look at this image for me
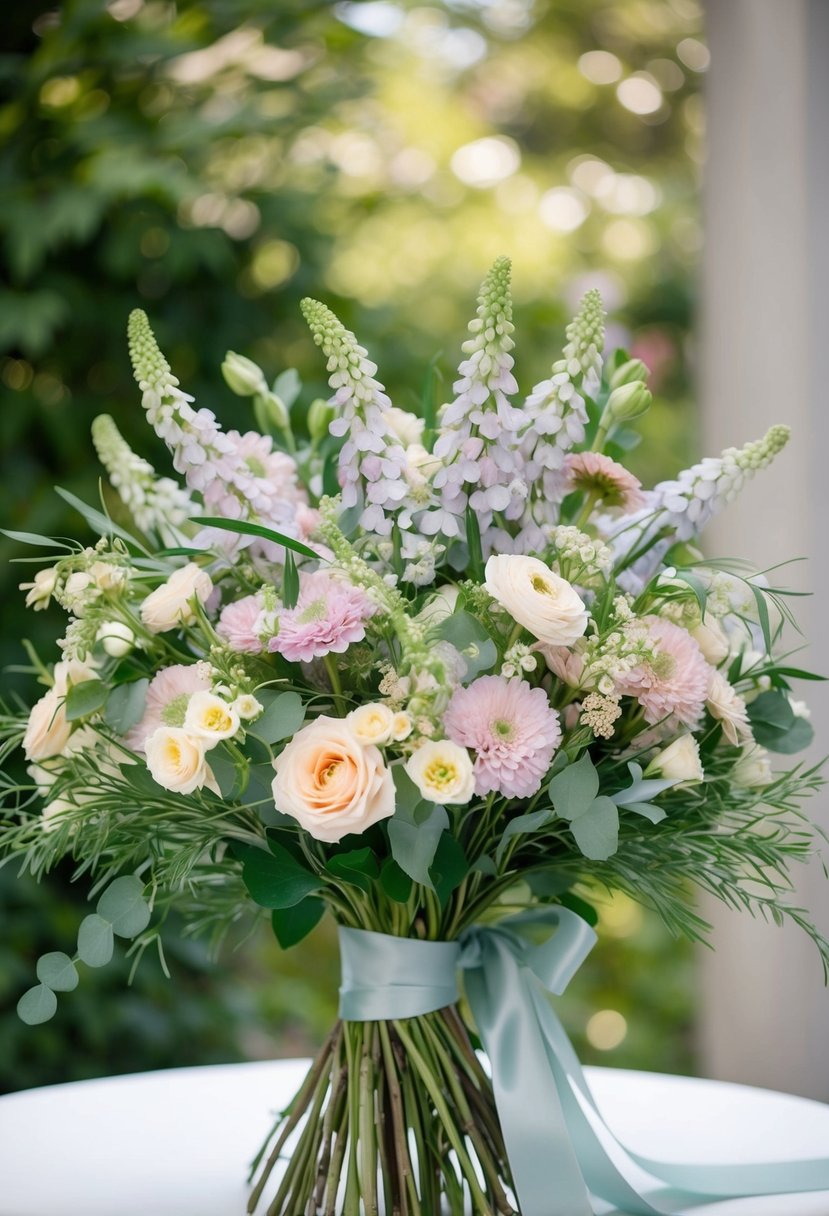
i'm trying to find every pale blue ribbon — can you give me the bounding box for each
[338,911,829,1216]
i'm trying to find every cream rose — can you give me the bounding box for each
[690,616,729,666]
[733,743,774,788]
[140,564,213,634]
[183,692,240,746]
[272,716,395,843]
[23,689,72,762]
[145,727,218,795]
[385,406,425,447]
[406,739,475,805]
[484,554,588,647]
[706,670,751,746]
[348,703,395,746]
[645,734,703,783]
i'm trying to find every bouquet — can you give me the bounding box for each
[3,257,828,1216]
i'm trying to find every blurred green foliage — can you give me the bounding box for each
[0,0,701,1091]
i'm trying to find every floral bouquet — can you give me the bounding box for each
[3,258,829,1216]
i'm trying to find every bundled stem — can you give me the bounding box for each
[248,1007,516,1216]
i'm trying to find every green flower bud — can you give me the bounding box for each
[221,352,268,398]
[609,358,649,390]
[606,380,652,422]
[308,397,335,442]
[254,390,289,431]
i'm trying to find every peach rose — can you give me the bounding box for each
[140,563,213,634]
[272,715,395,843]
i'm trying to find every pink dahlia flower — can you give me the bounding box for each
[217,593,264,654]
[444,675,561,799]
[269,570,376,665]
[124,663,211,753]
[564,451,646,512]
[616,616,709,728]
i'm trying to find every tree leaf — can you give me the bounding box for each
[379,857,413,903]
[747,691,795,731]
[251,691,305,746]
[105,679,149,734]
[327,847,379,893]
[569,796,619,860]
[17,984,58,1025]
[496,808,553,863]
[234,841,323,909]
[36,951,79,992]
[193,517,320,560]
[65,679,108,722]
[96,876,151,938]
[271,897,325,949]
[549,752,599,821]
[77,914,115,968]
[388,800,449,890]
[430,833,468,907]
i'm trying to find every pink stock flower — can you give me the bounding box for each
[124,663,211,753]
[564,451,646,512]
[616,616,709,728]
[444,675,561,799]
[268,570,376,665]
[217,593,264,654]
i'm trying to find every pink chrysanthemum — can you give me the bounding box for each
[564,451,646,512]
[616,616,709,728]
[124,663,210,752]
[269,570,376,664]
[217,593,264,654]
[444,675,561,799]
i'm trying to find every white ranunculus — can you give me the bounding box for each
[140,564,213,634]
[391,711,413,742]
[406,739,475,805]
[272,716,395,843]
[385,406,424,447]
[348,703,395,747]
[484,554,588,647]
[145,727,219,795]
[733,743,774,788]
[96,621,135,658]
[183,692,240,747]
[691,616,729,665]
[646,734,703,783]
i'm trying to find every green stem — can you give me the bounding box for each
[324,653,347,716]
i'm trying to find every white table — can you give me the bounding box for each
[1,1061,828,1216]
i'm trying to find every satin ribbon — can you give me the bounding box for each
[338,912,829,1216]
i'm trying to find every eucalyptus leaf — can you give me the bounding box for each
[623,801,667,824]
[388,800,449,889]
[105,679,149,734]
[17,984,58,1025]
[252,691,305,746]
[611,761,677,807]
[208,748,242,800]
[271,897,325,949]
[757,716,814,755]
[430,833,468,908]
[234,841,324,909]
[77,914,115,967]
[96,876,151,938]
[36,951,79,992]
[747,691,795,731]
[549,752,599,821]
[435,611,497,682]
[569,796,619,860]
[65,679,108,722]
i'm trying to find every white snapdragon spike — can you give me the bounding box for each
[425,257,524,542]
[91,414,196,543]
[300,299,420,537]
[518,290,606,541]
[127,311,304,545]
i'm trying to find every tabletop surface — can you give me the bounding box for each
[1,1059,828,1216]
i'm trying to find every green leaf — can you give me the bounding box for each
[17,984,58,1025]
[747,691,795,731]
[436,611,497,682]
[1,528,69,549]
[525,870,575,899]
[194,517,320,560]
[549,752,599,821]
[36,952,79,992]
[388,799,449,890]
[569,796,619,860]
[464,505,483,581]
[767,667,826,682]
[273,368,302,408]
[252,691,305,746]
[623,801,667,824]
[470,854,497,877]
[283,550,300,609]
[560,892,599,927]
[96,876,151,938]
[751,583,773,654]
[611,762,677,807]
[327,847,379,893]
[206,748,240,800]
[55,487,145,550]
[105,679,149,734]
[271,897,325,949]
[64,679,108,722]
[670,570,707,617]
[758,716,814,755]
[234,841,324,909]
[496,808,553,864]
[380,857,413,903]
[77,914,115,968]
[430,833,468,907]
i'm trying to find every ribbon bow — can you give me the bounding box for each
[338,911,829,1216]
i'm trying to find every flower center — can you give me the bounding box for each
[424,760,458,791]
[651,651,676,680]
[161,694,189,727]
[203,706,232,732]
[492,718,514,741]
[298,597,328,625]
[320,760,342,786]
[531,574,555,596]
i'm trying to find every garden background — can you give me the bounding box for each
[0,0,708,1093]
